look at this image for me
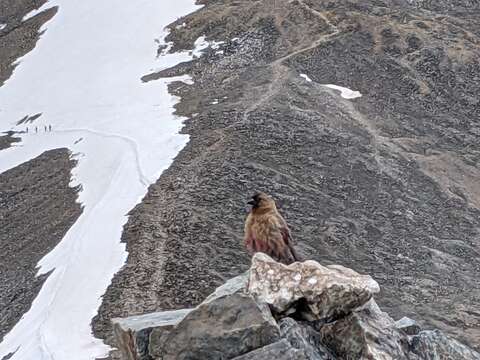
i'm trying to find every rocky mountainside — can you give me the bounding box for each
[112,253,480,360]
[93,0,480,354]
[0,149,81,341]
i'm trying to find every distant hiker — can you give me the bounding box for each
[49,124,52,132]
[44,125,47,132]
[26,127,29,133]
[35,126,38,133]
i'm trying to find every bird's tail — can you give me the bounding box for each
[286,232,302,263]
[289,243,302,262]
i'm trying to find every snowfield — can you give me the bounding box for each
[0,1,201,359]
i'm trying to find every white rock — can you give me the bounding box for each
[247,253,380,320]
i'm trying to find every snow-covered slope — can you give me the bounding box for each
[0,1,200,359]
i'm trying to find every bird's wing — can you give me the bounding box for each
[278,216,301,263]
[244,213,255,254]
[265,222,294,264]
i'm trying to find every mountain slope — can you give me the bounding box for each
[93,0,480,354]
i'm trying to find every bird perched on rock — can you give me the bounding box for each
[244,192,300,265]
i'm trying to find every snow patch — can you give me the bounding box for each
[300,73,312,82]
[211,40,224,50]
[299,74,362,99]
[152,32,218,74]
[0,1,202,360]
[323,84,362,99]
[0,24,6,30]
[191,36,224,57]
[22,3,51,21]
[192,36,209,57]
[182,77,194,85]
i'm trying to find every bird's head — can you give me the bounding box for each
[247,192,276,212]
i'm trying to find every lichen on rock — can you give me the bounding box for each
[247,253,380,321]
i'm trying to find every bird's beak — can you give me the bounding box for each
[247,199,255,206]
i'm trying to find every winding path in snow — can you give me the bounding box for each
[57,128,152,186]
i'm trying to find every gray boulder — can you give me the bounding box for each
[395,316,421,335]
[279,318,335,360]
[149,293,280,359]
[319,299,412,359]
[203,271,249,303]
[231,339,314,360]
[247,253,379,320]
[111,273,248,360]
[410,330,480,360]
[230,316,336,360]
[111,308,192,360]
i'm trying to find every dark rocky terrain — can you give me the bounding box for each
[93,0,480,355]
[0,149,82,341]
[0,0,57,86]
[0,132,19,151]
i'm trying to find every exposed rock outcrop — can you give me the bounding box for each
[112,253,480,360]
[112,309,192,360]
[0,131,19,151]
[0,149,82,342]
[395,316,421,336]
[319,298,411,359]
[248,253,379,321]
[410,330,480,360]
[149,293,280,360]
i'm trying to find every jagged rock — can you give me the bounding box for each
[111,273,248,360]
[395,316,421,335]
[231,339,315,360]
[247,253,379,320]
[112,257,480,360]
[111,308,192,360]
[203,271,248,303]
[410,330,480,360]
[232,318,335,360]
[279,318,335,359]
[319,299,412,359]
[149,293,280,360]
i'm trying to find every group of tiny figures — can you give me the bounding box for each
[25,125,52,133]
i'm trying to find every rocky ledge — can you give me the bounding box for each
[112,253,480,360]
